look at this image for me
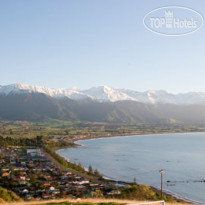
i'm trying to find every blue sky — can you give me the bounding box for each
[0,0,205,93]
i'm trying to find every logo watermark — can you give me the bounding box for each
[143,6,204,36]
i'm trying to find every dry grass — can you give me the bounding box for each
[0,198,192,205]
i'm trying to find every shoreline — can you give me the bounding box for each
[71,131,205,146]
[54,132,205,205]
[57,131,205,153]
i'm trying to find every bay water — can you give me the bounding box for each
[57,133,205,203]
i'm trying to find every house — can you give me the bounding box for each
[49,186,55,191]
[2,172,10,177]
[42,193,52,199]
[43,183,51,187]
[22,189,29,194]
[72,180,89,185]
[27,149,41,157]
[45,176,56,181]
[107,190,121,195]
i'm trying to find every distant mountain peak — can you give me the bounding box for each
[82,85,136,102]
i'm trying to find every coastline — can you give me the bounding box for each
[54,132,205,205]
[58,131,205,153]
[72,131,205,145]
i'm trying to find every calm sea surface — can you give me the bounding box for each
[57,133,205,203]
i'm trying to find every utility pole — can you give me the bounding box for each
[159,169,165,199]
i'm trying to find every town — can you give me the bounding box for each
[0,147,121,201]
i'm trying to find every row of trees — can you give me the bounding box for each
[43,145,102,178]
[88,165,102,178]
[43,145,87,173]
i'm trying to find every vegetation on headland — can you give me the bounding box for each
[119,184,176,202]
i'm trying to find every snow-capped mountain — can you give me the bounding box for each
[120,89,205,105]
[120,89,178,104]
[82,86,136,102]
[1,83,205,105]
[0,84,92,101]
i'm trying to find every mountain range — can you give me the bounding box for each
[1,84,205,105]
[1,83,205,124]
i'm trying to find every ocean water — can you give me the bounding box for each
[57,133,205,203]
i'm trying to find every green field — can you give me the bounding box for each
[1,119,205,140]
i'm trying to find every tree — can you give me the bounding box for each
[36,136,43,147]
[94,169,102,178]
[88,165,93,174]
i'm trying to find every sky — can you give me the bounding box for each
[0,0,205,93]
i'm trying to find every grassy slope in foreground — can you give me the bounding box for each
[0,186,22,203]
[3,199,191,205]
